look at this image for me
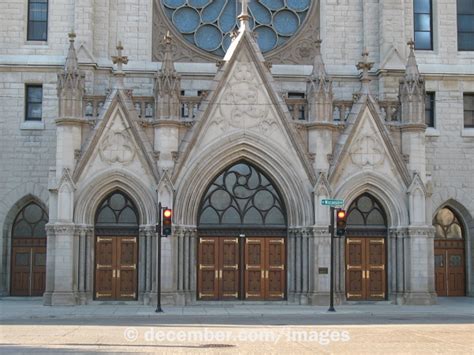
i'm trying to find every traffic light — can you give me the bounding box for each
[162,208,172,237]
[336,209,347,237]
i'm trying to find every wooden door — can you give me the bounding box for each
[219,237,240,299]
[11,247,46,296]
[95,236,138,300]
[197,237,219,299]
[244,237,265,300]
[434,244,465,297]
[265,238,285,300]
[346,237,386,300]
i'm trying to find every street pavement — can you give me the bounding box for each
[0,297,473,354]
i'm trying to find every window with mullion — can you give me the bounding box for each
[25,85,43,121]
[414,0,433,50]
[464,94,474,128]
[425,92,435,127]
[27,0,48,41]
[457,0,474,51]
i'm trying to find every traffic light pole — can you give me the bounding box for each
[155,202,163,313]
[328,206,336,312]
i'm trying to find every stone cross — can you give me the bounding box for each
[112,41,128,72]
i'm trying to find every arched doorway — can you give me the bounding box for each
[94,190,139,300]
[10,202,48,296]
[433,207,466,296]
[197,162,287,301]
[345,193,387,301]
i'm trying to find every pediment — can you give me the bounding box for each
[73,90,159,186]
[329,97,410,189]
[173,31,315,185]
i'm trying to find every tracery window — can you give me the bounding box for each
[162,0,311,56]
[347,194,386,228]
[13,202,48,238]
[433,207,464,239]
[95,191,139,235]
[199,162,285,226]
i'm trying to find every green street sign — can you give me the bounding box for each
[320,199,344,206]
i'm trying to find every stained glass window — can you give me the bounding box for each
[13,202,48,238]
[433,207,464,239]
[162,0,311,56]
[96,191,139,227]
[347,194,386,227]
[199,162,286,226]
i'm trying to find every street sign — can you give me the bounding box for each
[320,199,344,206]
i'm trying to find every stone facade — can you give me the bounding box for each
[0,1,472,305]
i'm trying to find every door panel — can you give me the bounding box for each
[198,238,219,299]
[265,238,285,300]
[95,237,115,299]
[447,249,465,296]
[346,237,387,301]
[31,248,46,296]
[11,248,31,296]
[346,238,365,300]
[434,250,447,296]
[366,238,386,300]
[245,238,265,300]
[116,237,138,300]
[220,237,239,299]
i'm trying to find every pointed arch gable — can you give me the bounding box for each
[74,169,157,226]
[333,171,409,227]
[173,133,313,227]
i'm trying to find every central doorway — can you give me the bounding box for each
[197,162,287,301]
[94,191,139,301]
[345,193,388,301]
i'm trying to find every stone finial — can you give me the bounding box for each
[405,39,421,82]
[237,0,251,30]
[161,31,176,75]
[306,38,333,122]
[57,31,85,118]
[310,38,327,81]
[112,41,128,73]
[356,49,374,93]
[64,31,78,73]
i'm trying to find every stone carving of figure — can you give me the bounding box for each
[145,103,153,118]
[135,102,142,117]
[85,101,93,117]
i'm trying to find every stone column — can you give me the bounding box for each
[288,227,313,304]
[173,226,197,305]
[50,223,76,305]
[310,226,331,305]
[75,225,93,304]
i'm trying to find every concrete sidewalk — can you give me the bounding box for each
[1,297,473,321]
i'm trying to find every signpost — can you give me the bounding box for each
[156,202,163,313]
[320,198,345,312]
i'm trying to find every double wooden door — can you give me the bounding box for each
[95,236,138,300]
[345,237,386,300]
[11,246,46,296]
[434,240,465,296]
[197,236,286,300]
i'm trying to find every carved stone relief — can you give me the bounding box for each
[99,129,136,165]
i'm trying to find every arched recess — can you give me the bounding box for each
[0,194,48,296]
[432,201,472,297]
[173,133,313,228]
[74,169,157,226]
[196,161,288,301]
[93,190,139,301]
[10,200,49,296]
[333,171,408,228]
[344,193,388,301]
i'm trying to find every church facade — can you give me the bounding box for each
[0,1,473,306]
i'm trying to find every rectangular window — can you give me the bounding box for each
[287,92,306,120]
[425,92,435,127]
[27,0,48,41]
[458,0,474,51]
[464,94,474,128]
[414,0,433,50]
[25,85,43,121]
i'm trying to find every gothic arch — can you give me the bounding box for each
[74,169,157,226]
[332,171,408,228]
[0,194,48,295]
[432,199,473,296]
[173,133,313,227]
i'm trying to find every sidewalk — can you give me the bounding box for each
[1,296,473,321]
